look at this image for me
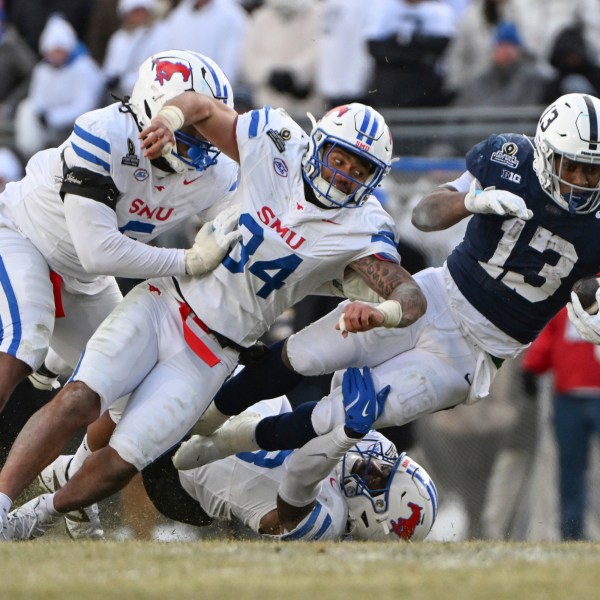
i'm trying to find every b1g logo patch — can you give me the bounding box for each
[134,168,149,181]
[491,142,519,168]
[273,158,288,177]
[501,169,521,183]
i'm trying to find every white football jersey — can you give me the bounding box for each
[177,107,400,346]
[180,449,348,540]
[178,429,395,541]
[0,102,238,284]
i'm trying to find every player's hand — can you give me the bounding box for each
[336,302,385,337]
[342,367,390,436]
[464,179,533,220]
[211,203,242,251]
[567,291,600,344]
[139,106,184,159]
[184,205,241,275]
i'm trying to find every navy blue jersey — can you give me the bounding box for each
[447,133,600,344]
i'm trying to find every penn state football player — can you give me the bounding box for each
[174,93,600,468]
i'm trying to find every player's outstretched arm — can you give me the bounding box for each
[335,256,426,336]
[276,367,390,534]
[411,183,473,231]
[139,92,240,163]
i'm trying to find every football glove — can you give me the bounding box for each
[464,178,533,220]
[567,291,600,344]
[185,204,242,276]
[342,367,390,436]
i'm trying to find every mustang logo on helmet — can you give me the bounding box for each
[390,502,423,540]
[153,59,192,86]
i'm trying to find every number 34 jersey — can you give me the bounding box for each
[447,133,600,344]
[177,107,400,347]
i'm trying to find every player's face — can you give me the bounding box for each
[352,456,393,493]
[320,145,375,195]
[554,155,600,194]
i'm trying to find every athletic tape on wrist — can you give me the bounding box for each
[376,300,403,327]
[156,105,185,131]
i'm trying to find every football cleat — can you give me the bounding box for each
[173,412,261,470]
[38,455,104,540]
[7,495,59,541]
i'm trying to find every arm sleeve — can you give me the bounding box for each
[64,193,186,278]
[278,425,357,508]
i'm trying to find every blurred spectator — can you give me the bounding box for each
[103,0,163,101]
[315,0,373,110]
[366,0,456,108]
[444,0,511,93]
[445,0,600,95]
[450,21,550,107]
[152,0,248,86]
[522,307,600,540]
[239,0,322,118]
[85,0,125,66]
[0,147,22,192]
[5,0,93,55]
[509,0,600,68]
[0,3,37,120]
[542,24,600,104]
[14,14,105,158]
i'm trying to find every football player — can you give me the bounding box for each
[0,93,427,540]
[8,368,438,542]
[175,93,600,467]
[0,49,242,537]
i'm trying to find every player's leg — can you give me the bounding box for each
[0,281,164,518]
[199,298,425,435]
[553,392,587,540]
[0,229,56,413]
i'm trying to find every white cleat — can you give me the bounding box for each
[38,455,104,540]
[7,495,59,541]
[173,412,262,470]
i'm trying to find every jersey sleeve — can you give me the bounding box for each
[235,107,308,172]
[60,111,120,207]
[275,501,337,541]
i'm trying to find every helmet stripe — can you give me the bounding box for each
[584,94,599,150]
[357,106,373,143]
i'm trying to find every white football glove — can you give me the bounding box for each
[184,204,242,276]
[567,290,600,344]
[464,179,533,220]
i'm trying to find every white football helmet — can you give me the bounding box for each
[533,93,600,214]
[341,444,438,542]
[129,50,233,173]
[302,103,393,208]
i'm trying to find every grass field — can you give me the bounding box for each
[1,540,599,600]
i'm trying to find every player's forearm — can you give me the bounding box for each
[411,186,470,231]
[278,425,356,509]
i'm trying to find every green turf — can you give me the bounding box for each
[1,540,598,600]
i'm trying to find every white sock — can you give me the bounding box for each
[66,434,92,480]
[42,493,61,517]
[0,492,12,513]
